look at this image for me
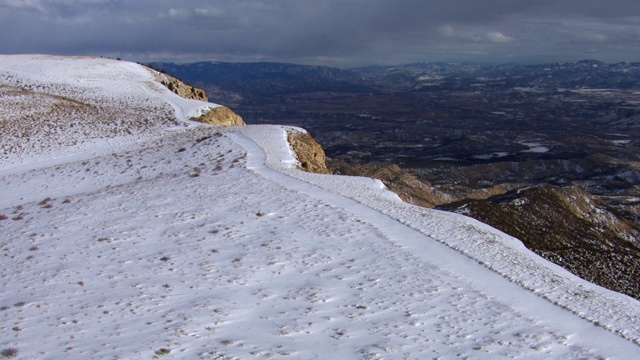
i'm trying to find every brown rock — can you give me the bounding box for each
[329,161,448,208]
[146,67,244,126]
[286,130,331,174]
[148,68,208,101]
[190,106,245,126]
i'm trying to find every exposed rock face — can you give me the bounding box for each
[147,67,245,126]
[190,106,245,126]
[330,160,528,208]
[329,161,449,207]
[148,68,208,101]
[287,130,331,174]
[442,185,640,300]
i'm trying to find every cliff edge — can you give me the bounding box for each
[148,68,208,101]
[148,67,245,126]
[286,130,331,174]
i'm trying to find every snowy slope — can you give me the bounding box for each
[1,55,639,359]
[0,54,219,168]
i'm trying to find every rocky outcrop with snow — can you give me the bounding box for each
[149,68,209,102]
[149,67,245,126]
[190,105,245,126]
[286,129,331,174]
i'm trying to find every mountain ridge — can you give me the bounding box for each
[153,58,640,300]
[1,55,639,358]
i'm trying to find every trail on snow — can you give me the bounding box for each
[232,126,640,350]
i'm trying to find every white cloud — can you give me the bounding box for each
[439,26,513,44]
[582,33,608,42]
[485,31,513,43]
[194,7,223,18]
[168,8,190,20]
[0,0,47,12]
[0,0,106,12]
[439,24,456,37]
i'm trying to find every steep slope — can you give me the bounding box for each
[443,186,640,299]
[0,55,639,359]
[148,68,245,126]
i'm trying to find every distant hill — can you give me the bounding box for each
[150,61,371,97]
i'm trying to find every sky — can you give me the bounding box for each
[1,0,639,67]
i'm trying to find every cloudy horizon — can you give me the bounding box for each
[1,0,638,67]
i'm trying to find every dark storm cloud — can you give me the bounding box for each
[1,0,638,66]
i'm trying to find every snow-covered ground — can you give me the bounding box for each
[1,55,639,359]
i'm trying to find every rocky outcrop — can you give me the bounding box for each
[146,66,245,126]
[329,161,449,208]
[287,130,331,174]
[190,106,245,126]
[442,185,640,300]
[148,68,208,101]
[330,160,526,208]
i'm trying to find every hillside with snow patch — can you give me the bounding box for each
[0,55,639,359]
